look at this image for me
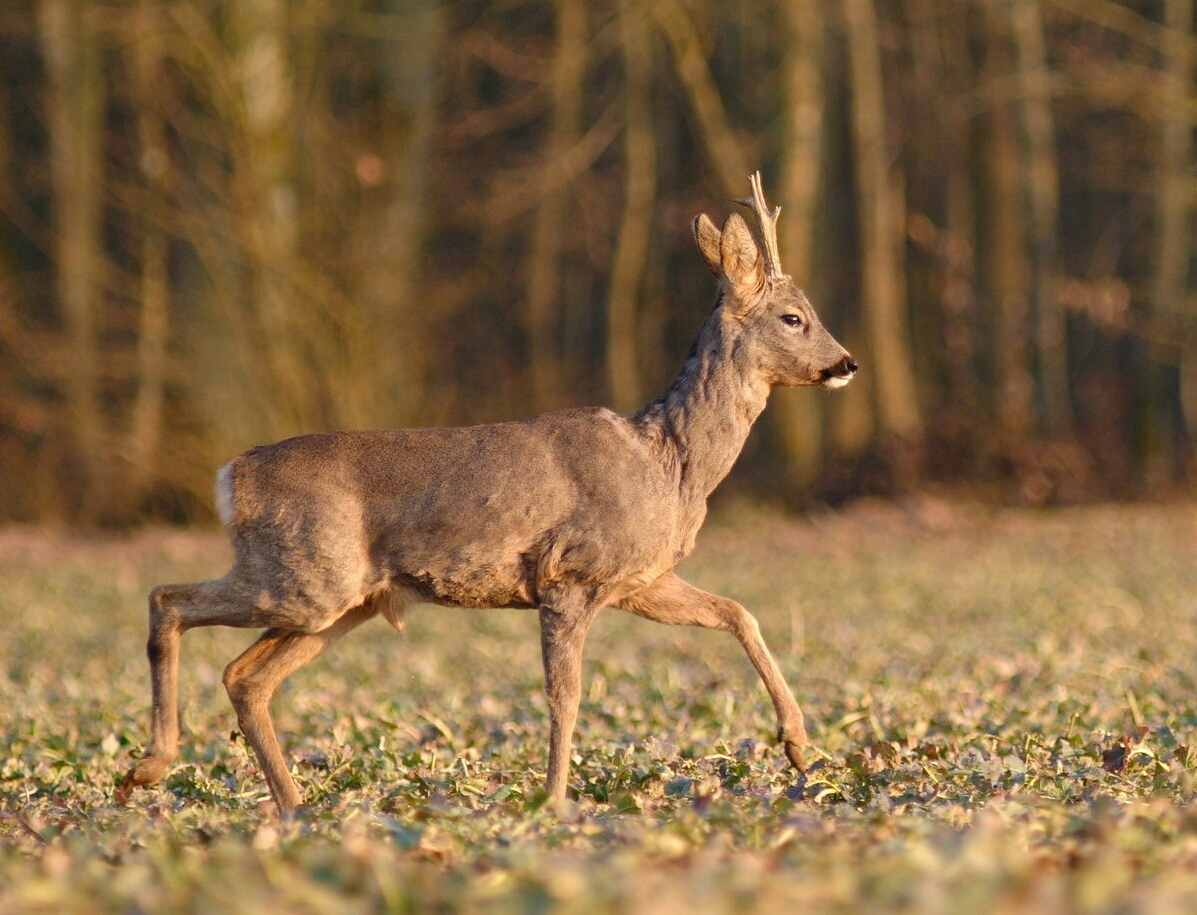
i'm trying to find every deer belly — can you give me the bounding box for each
[393,556,538,610]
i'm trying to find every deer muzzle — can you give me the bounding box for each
[820,356,858,389]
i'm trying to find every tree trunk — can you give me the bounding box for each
[606,0,656,412]
[128,0,170,507]
[526,0,586,412]
[230,0,313,440]
[843,0,921,442]
[773,0,826,487]
[907,0,979,425]
[1155,0,1193,481]
[1010,0,1071,437]
[38,0,108,523]
[357,0,443,429]
[985,6,1034,446]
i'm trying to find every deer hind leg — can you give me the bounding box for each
[221,602,377,814]
[620,571,808,771]
[538,591,602,804]
[122,578,269,794]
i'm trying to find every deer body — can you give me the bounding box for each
[219,409,691,619]
[122,175,857,813]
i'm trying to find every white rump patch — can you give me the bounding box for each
[214,462,235,527]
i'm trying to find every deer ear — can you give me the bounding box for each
[719,213,764,293]
[693,214,722,277]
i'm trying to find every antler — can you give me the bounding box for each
[735,171,784,279]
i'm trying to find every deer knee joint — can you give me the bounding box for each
[721,600,759,640]
[146,587,182,658]
[148,585,180,624]
[222,659,253,707]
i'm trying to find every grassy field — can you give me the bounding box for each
[4,500,1197,913]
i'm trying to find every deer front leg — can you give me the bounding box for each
[538,593,601,804]
[620,572,807,771]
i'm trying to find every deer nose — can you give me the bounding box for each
[823,356,858,380]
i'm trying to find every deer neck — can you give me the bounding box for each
[636,307,770,500]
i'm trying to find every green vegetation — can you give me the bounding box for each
[4,502,1197,913]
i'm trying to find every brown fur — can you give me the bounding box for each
[121,175,856,813]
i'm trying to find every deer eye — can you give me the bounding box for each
[781,314,804,329]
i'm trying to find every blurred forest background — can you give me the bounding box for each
[2,0,1196,525]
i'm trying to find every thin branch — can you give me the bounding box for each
[1050,0,1197,57]
[653,0,749,198]
[486,100,621,222]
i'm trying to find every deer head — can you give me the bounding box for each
[692,173,857,390]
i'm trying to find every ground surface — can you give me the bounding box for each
[4,500,1197,913]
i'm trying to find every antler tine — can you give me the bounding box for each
[734,171,785,279]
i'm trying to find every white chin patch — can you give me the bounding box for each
[821,374,854,390]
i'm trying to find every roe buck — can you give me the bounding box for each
[121,173,857,814]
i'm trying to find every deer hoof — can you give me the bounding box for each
[783,740,806,773]
[120,754,171,792]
